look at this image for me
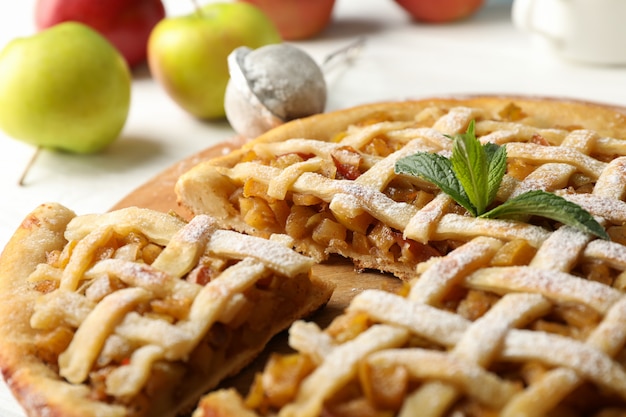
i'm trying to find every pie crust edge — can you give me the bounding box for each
[0,202,335,417]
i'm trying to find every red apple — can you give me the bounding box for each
[395,0,485,23]
[237,0,336,40]
[35,0,166,68]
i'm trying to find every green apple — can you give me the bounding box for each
[0,22,131,154]
[148,2,281,119]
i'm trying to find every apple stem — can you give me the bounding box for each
[190,0,203,15]
[18,146,41,186]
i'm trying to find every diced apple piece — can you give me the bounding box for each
[240,197,279,234]
[490,239,536,266]
[312,217,347,246]
[285,205,316,239]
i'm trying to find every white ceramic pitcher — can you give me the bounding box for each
[512,0,626,65]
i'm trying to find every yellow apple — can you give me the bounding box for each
[0,22,131,153]
[148,2,281,120]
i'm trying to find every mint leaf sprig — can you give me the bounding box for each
[394,120,609,240]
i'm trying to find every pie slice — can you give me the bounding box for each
[193,226,626,416]
[0,203,334,417]
[175,96,626,280]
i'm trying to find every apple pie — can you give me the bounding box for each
[177,95,626,415]
[0,203,333,417]
[175,96,626,280]
[192,226,626,416]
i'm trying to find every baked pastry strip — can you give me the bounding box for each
[0,203,334,417]
[192,222,626,416]
[176,97,626,281]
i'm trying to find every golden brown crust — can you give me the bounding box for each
[200,95,626,160]
[0,203,333,417]
[0,203,124,417]
[175,95,626,279]
[184,96,626,417]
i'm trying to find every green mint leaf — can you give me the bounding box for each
[449,120,490,215]
[393,119,606,241]
[395,152,476,215]
[485,142,507,205]
[481,190,609,240]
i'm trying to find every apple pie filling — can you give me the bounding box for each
[177,100,626,281]
[194,227,626,417]
[225,150,446,279]
[24,207,331,417]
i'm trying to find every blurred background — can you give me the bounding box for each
[3,1,626,415]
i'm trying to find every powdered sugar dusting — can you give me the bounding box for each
[435,214,551,248]
[337,181,416,229]
[584,240,626,270]
[208,229,313,277]
[467,266,622,314]
[175,215,217,243]
[453,293,550,366]
[169,101,626,415]
[530,226,590,272]
[557,192,626,224]
[506,142,607,179]
[433,107,482,135]
[594,156,626,199]
[510,163,576,198]
[409,236,502,304]
[404,193,452,243]
[349,289,468,347]
[501,329,626,397]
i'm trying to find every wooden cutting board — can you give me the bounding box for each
[110,138,403,396]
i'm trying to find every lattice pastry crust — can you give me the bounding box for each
[193,228,626,416]
[0,203,333,417]
[175,96,626,280]
[177,96,626,416]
